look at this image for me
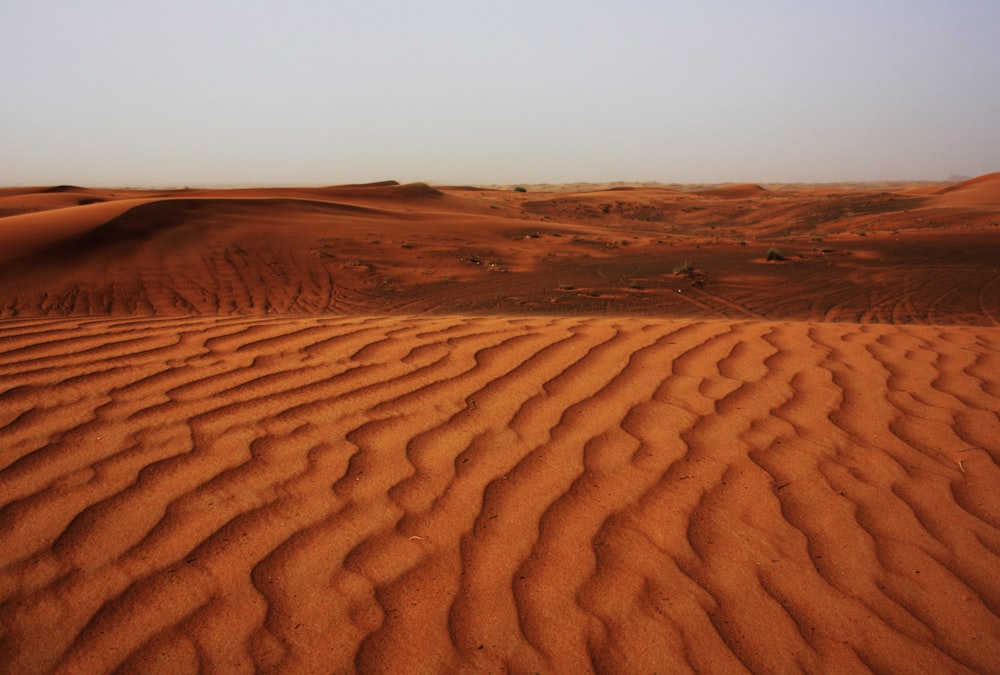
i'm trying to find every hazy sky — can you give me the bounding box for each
[2,0,997,186]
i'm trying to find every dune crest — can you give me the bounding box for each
[933,172,1000,208]
[692,183,767,198]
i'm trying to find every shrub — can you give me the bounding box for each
[673,261,696,275]
[766,247,785,261]
[513,186,527,193]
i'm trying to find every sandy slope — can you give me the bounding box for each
[1,177,999,672]
[1,178,999,322]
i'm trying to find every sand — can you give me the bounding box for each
[1,177,999,673]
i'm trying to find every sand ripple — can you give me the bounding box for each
[1,315,998,672]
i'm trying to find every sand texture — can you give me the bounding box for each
[1,178,999,672]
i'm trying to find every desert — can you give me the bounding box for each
[1,175,999,672]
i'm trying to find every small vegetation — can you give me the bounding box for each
[673,261,707,286]
[766,247,785,261]
[513,186,528,193]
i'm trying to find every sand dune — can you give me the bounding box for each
[1,176,999,672]
[692,183,767,199]
[934,172,1000,209]
[1,180,999,322]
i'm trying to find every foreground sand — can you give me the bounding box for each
[1,177,999,672]
[1,315,998,672]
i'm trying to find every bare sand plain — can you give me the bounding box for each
[1,175,999,673]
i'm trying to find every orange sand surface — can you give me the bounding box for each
[1,177,999,672]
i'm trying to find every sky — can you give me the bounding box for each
[2,0,998,187]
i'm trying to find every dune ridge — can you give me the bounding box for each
[1,314,998,672]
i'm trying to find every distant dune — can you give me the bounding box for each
[1,178,998,322]
[935,172,1000,208]
[1,176,998,672]
[692,183,767,198]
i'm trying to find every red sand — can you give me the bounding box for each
[1,177,998,672]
